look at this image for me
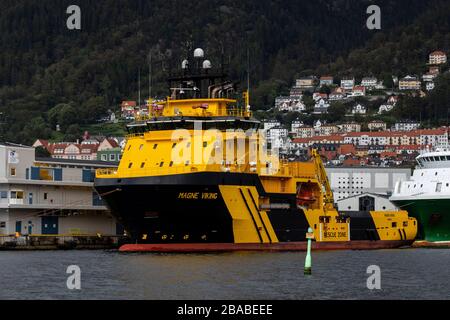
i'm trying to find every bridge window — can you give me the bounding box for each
[128,163,133,168]
[140,162,145,168]
[159,162,164,167]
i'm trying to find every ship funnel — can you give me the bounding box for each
[193,48,204,58]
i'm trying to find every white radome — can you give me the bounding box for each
[193,48,205,58]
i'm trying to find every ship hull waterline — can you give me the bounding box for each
[390,198,450,242]
[95,172,415,252]
[119,240,413,253]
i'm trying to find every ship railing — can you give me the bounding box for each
[125,133,145,139]
[226,107,252,118]
[96,168,119,177]
[96,163,260,178]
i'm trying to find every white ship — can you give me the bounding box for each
[390,148,450,241]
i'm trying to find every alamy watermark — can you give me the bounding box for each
[366,265,381,290]
[66,5,81,30]
[366,5,381,30]
[66,265,81,290]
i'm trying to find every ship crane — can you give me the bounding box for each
[310,149,335,211]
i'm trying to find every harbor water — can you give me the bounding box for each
[1,248,449,300]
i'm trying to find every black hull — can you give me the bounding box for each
[95,172,382,244]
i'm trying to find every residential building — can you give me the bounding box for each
[378,104,394,114]
[294,126,314,138]
[399,76,421,90]
[329,89,346,101]
[368,120,387,131]
[319,76,334,86]
[316,125,339,137]
[361,77,377,89]
[351,86,366,97]
[393,121,420,132]
[429,51,447,65]
[275,96,305,112]
[0,143,120,237]
[262,120,281,132]
[267,126,289,151]
[340,77,355,91]
[422,72,437,82]
[312,98,330,114]
[351,104,367,115]
[339,122,361,133]
[121,101,137,119]
[295,77,316,89]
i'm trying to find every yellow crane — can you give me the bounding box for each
[310,149,335,211]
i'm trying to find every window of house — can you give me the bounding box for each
[0,222,5,228]
[44,193,48,200]
[10,168,16,176]
[110,154,116,161]
[10,191,24,199]
[101,154,107,161]
[0,191,7,199]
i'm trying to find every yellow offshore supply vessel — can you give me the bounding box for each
[94,48,417,252]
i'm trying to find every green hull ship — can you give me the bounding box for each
[390,149,450,242]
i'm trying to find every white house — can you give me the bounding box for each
[319,76,334,86]
[352,104,367,115]
[340,77,355,91]
[361,77,377,89]
[393,121,420,132]
[426,82,435,91]
[312,99,330,114]
[378,104,394,114]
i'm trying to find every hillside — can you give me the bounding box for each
[0,0,447,144]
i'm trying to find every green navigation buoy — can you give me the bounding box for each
[304,227,313,275]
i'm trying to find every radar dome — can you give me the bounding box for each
[202,60,212,69]
[193,48,204,58]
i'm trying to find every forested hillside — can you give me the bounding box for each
[0,0,448,144]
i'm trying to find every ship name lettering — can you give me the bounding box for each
[178,192,199,199]
[202,192,218,199]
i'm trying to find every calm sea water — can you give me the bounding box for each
[0,248,449,300]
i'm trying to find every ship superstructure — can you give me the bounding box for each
[391,148,450,241]
[95,49,416,252]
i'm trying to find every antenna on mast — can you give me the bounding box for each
[148,52,152,99]
[245,47,251,111]
[138,67,141,107]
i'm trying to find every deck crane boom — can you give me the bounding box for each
[311,149,335,210]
